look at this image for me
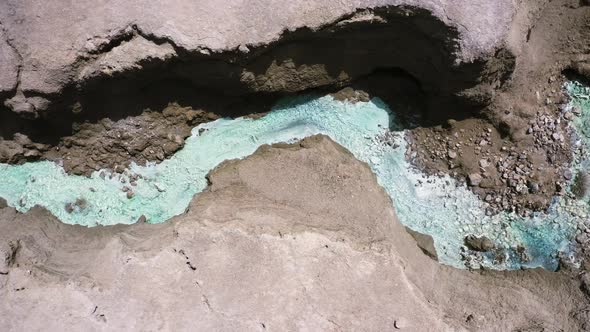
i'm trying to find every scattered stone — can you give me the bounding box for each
[573,106,582,115]
[331,87,370,103]
[75,198,88,210]
[464,235,495,252]
[467,174,482,186]
[516,245,529,262]
[527,181,540,194]
[448,151,457,159]
[576,233,588,244]
[126,191,135,199]
[407,107,572,217]
[572,172,590,198]
[556,182,565,194]
[65,203,75,213]
[238,44,250,53]
[479,159,489,168]
[65,198,88,213]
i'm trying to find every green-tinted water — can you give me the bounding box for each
[1,83,589,269]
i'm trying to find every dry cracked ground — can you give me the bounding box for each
[1,0,590,331]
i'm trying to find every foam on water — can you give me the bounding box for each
[1,85,589,269]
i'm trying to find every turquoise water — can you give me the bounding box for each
[1,85,589,269]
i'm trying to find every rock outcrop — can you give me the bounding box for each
[0,0,516,117]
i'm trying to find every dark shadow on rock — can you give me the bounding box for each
[0,5,515,163]
[405,226,438,260]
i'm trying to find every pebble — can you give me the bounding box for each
[528,182,540,193]
[448,151,457,159]
[479,159,489,168]
[65,203,74,213]
[238,44,250,53]
[464,235,495,251]
[468,173,482,186]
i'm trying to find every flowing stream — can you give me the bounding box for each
[1,83,589,269]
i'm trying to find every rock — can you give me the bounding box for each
[405,227,438,260]
[448,151,457,159]
[65,203,75,213]
[332,87,370,103]
[479,159,489,168]
[137,215,147,223]
[0,198,6,209]
[572,172,590,198]
[564,169,573,181]
[75,198,88,210]
[516,245,529,262]
[508,178,518,188]
[464,235,495,252]
[468,174,482,186]
[516,184,529,194]
[527,181,540,194]
[126,191,135,199]
[576,234,588,244]
[238,44,250,53]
